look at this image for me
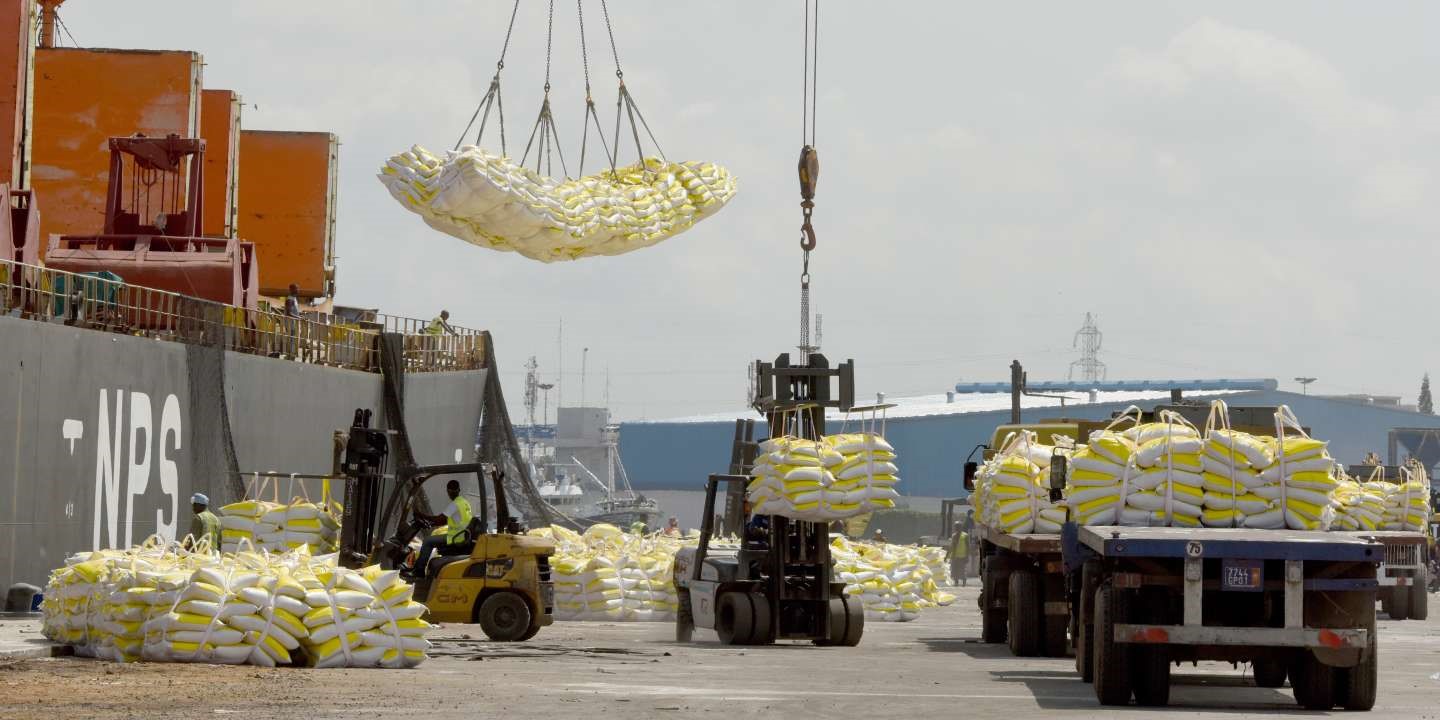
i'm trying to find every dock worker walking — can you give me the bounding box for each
[187,493,221,552]
[948,521,970,587]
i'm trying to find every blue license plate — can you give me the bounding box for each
[1222,558,1263,592]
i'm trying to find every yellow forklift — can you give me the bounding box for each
[336,408,554,641]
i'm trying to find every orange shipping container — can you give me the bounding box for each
[0,0,33,187]
[32,47,200,254]
[200,88,239,238]
[237,129,336,299]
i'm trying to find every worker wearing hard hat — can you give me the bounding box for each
[410,479,474,579]
[187,493,221,552]
[872,529,888,544]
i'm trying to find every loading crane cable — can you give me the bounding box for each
[453,0,520,153]
[575,0,615,176]
[520,0,569,178]
[798,0,820,361]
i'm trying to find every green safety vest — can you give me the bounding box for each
[447,496,473,544]
[190,510,221,552]
[426,317,447,335]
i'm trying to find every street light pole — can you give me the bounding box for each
[1294,377,1317,395]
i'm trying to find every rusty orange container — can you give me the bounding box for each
[0,0,33,188]
[200,88,239,238]
[32,47,201,257]
[237,130,336,299]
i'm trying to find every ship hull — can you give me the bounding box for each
[0,315,485,590]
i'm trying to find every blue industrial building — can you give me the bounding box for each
[619,390,1440,498]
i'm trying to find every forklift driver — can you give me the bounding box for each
[743,499,769,547]
[410,479,473,579]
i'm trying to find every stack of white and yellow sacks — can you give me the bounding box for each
[1119,416,1206,528]
[1253,428,1340,531]
[747,432,901,523]
[1380,464,1431,531]
[833,537,956,622]
[1331,469,1387,531]
[532,524,686,622]
[379,147,737,263]
[1066,416,1138,527]
[973,430,1064,534]
[219,497,340,556]
[41,540,430,668]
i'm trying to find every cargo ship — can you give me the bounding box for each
[0,1,552,592]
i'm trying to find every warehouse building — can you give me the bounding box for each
[619,383,1440,500]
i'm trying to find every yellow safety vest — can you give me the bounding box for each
[447,496,473,544]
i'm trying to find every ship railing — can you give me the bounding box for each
[374,312,483,338]
[0,259,483,372]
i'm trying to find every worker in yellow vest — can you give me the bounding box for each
[186,493,221,552]
[410,479,473,578]
[948,521,970,587]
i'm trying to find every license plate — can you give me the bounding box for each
[1222,558,1263,592]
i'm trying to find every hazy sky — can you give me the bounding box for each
[68,2,1440,420]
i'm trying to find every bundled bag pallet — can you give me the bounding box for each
[833,537,956,622]
[1332,469,1387,531]
[380,147,736,263]
[1116,412,1206,528]
[41,537,430,668]
[219,475,341,556]
[1066,409,1140,527]
[1379,464,1430,531]
[973,430,1064,534]
[748,432,901,523]
[531,523,687,622]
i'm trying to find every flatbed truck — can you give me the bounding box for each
[1349,530,1428,620]
[1065,524,1381,710]
[976,525,1069,657]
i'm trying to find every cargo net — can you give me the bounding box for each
[978,401,1365,535]
[378,1,735,262]
[41,536,431,668]
[477,342,571,528]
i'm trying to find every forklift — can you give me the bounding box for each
[672,353,865,646]
[335,408,555,641]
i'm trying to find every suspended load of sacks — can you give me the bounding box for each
[379,147,736,263]
[747,433,902,522]
[833,537,956,622]
[530,523,687,622]
[972,430,1065,534]
[41,539,430,668]
[219,498,340,556]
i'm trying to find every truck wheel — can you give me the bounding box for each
[1390,582,1411,621]
[675,589,694,643]
[747,592,774,645]
[1252,659,1288,688]
[1337,614,1378,711]
[981,562,1008,644]
[1008,570,1042,657]
[716,592,754,646]
[840,595,864,647]
[477,592,532,642]
[1131,589,1170,707]
[1042,573,1069,658]
[1093,581,1133,706]
[1411,568,1429,621]
[1077,561,1099,683]
[517,623,541,641]
[1289,652,1335,711]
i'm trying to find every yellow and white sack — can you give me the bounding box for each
[973,430,1064,534]
[379,147,736,263]
[1065,408,1141,527]
[833,537,956,623]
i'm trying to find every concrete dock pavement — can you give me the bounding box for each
[2,585,1438,719]
[0,615,68,659]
